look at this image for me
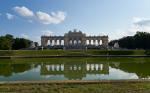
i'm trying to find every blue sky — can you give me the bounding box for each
[1,0,150,44]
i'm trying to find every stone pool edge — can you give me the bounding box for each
[0,79,150,84]
[1,55,150,59]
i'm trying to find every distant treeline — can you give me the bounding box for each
[109,32,150,49]
[0,34,32,50]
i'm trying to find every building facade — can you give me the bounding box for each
[41,29,108,49]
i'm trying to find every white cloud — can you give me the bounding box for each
[6,13,14,20]
[42,30,53,36]
[110,17,150,40]
[36,11,66,24]
[12,6,66,24]
[133,17,150,26]
[109,28,138,40]
[130,17,150,33]
[13,6,34,17]
[21,34,29,39]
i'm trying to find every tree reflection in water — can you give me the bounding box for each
[0,58,150,80]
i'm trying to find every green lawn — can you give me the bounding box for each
[0,49,147,56]
[0,82,150,93]
[1,57,150,64]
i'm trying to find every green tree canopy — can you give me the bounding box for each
[0,36,12,50]
[0,34,32,50]
[109,31,150,49]
[12,38,31,50]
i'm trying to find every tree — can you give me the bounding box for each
[108,40,118,47]
[34,42,39,47]
[0,36,12,50]
[5,34,14,49]
[12,38,31,50]
[110,31,150,49]
[134,32,150,49]
[118,36,135,49]
[5,34,13,41]
[0,34,33,50]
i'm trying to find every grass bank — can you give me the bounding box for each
[0,57,150,64]
[0,49,147,56]
[0,81,150,93]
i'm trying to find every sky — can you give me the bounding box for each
[1,0,150,44]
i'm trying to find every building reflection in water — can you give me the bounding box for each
[0,60,150,80]
[41,62,109,80]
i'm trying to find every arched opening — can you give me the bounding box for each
[69,40,72,45]
[73,40,77,45]
[86,40,89,45]
[47,40,50,46]
[78,40,81,44]
[93,40,96,45]
[57,40,60,45]
[52,40,55,46]
[95,40,98,46]
[91,40,93,45]
[61,40,64,45]
[100,40,102,45]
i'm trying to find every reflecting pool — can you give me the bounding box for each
[0,58,150,81]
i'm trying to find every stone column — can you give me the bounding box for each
[89,40,91,45]
[50,40,52,46]
[72,40,74,45]
[69,39,71,45]
[41,38,48,47]
[64,37,69,46]
[59,39,61,45]
[55,39,57,45]
[77,39,79,45]
[82,37,86,46]
[102,37,108,47]
[41,38,44,47]
[98,40,100,45]
[93,39,96,46]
